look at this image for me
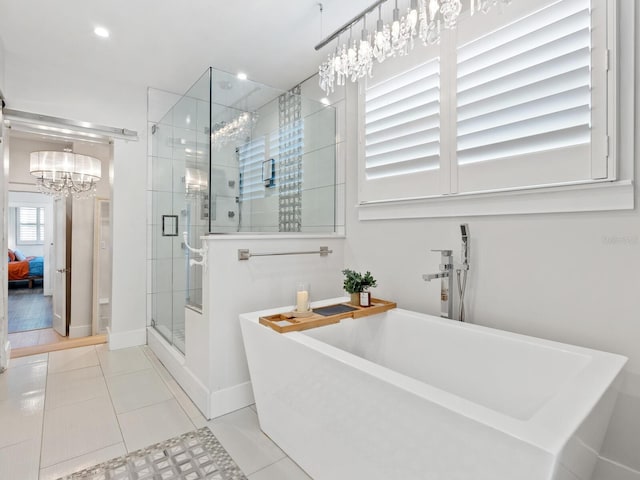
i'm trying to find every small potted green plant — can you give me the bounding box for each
[342,269,377,306]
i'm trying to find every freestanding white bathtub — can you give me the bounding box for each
[239,299,626,480]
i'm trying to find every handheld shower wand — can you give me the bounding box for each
[457,224,470,322]
[460,224,469,265]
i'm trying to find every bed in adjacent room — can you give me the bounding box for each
[8,249,44,288]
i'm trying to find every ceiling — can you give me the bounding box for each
[0,0,377,95]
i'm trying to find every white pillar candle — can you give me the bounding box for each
[296,290,309,312]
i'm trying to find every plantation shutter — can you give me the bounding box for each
[456,0,606,192]
[360,51,444,203]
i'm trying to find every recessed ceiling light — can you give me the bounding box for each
[320,97,331,106]
[94,26,110,38]
[237,72,248,81]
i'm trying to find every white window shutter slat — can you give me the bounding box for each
[457,0,597,192]
[364,58,441,184]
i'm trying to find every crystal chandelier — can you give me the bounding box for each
[29,150,102,199]
[318,0,512,94]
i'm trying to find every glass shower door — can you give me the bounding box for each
[149,69,210,353]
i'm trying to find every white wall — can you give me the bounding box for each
[0,35,5,98]
[110,139,147,348]
[320,4,639,480]
[4,55,147,349]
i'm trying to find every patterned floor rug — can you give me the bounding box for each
[59,427,247,480]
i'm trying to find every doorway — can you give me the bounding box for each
[4,128,112,355]
[7,190,54,337]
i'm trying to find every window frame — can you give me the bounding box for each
[356,0,632,220]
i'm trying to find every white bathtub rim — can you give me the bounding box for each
[239,298,627,456]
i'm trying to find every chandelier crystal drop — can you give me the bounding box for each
[29,150,102,199]
[210,112,258,150]
[318,0,512,94]
[373,14,392,63]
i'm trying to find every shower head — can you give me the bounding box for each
[460,224,470,267]
[460,223,469,243]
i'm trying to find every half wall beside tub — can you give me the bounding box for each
[149,234,345,419]
[240,300,627,480]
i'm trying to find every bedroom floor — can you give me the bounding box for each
[8,284,53,334]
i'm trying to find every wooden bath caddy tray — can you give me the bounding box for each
[259,298,397,333]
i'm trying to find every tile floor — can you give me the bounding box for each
[0,344,312,480]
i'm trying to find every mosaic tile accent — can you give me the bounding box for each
[278,85,303,233]
[58,427,247,480]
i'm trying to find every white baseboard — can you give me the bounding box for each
[147,327,255,420]
[593,457,640,480]
[147,327,210,418]
[107,327,147,350]
[209,381,255,419]
[69,325,92,338]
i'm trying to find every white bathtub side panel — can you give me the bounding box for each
[240,318,555,480]
[556,373,625,480]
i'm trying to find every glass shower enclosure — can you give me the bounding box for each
[148,67,337,354]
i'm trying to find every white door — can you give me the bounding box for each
[52,197,68,336]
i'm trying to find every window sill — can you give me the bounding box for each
[357,180,635,220]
